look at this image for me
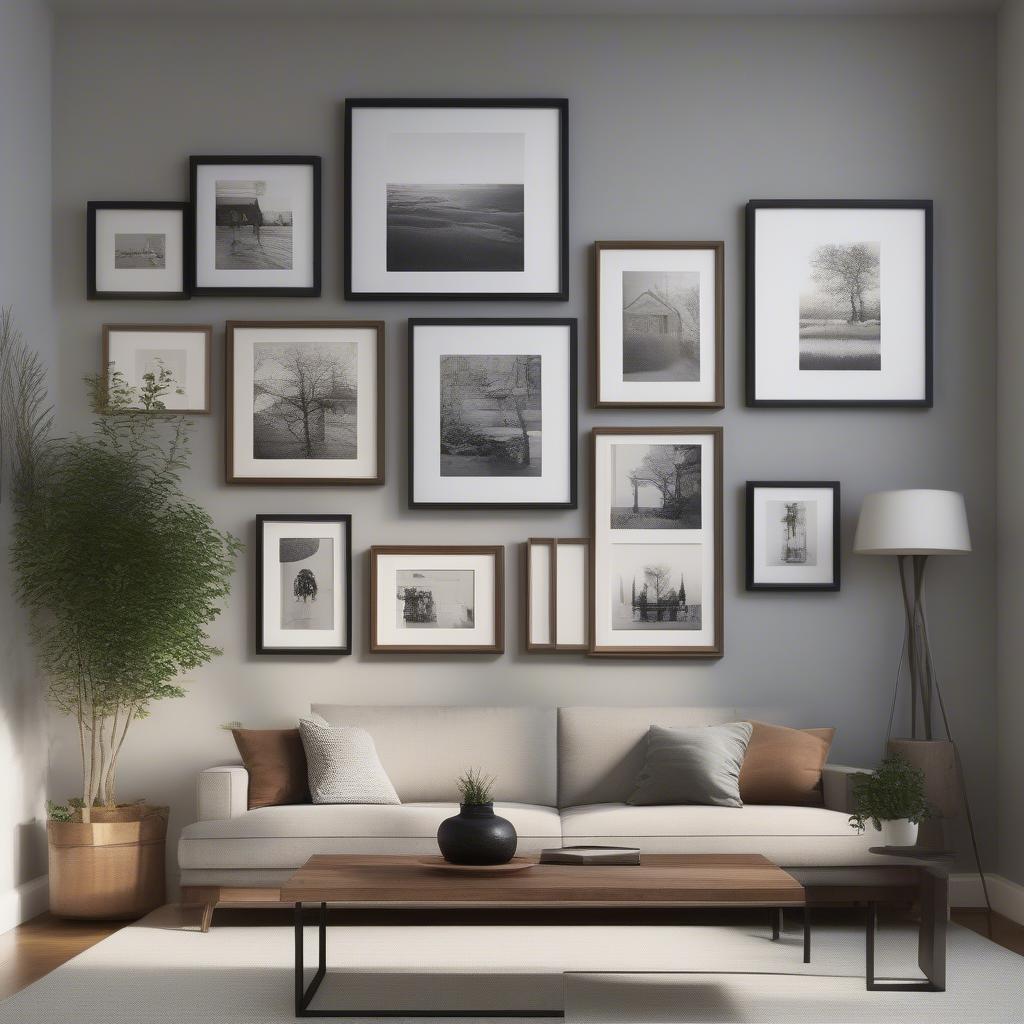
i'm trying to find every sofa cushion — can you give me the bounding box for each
[299,717,400,805]
[739,722,835,807]
[231,728,309,809]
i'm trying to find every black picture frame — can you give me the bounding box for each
[408,317,578,510]
[745,199,933,408]
[189,155,322,298]
[344,98,569,301]
[87,201,190,300]
[255,514,352,655]
[745,480,841,592]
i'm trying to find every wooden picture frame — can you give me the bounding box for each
[523,537,590,652]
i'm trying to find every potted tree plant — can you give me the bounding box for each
[848,754,931,848]
[2,311,241,918]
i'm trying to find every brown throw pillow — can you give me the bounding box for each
[738,721,835,806]
[231,728,310,809]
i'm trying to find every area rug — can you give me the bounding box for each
[0,905,1020,1023]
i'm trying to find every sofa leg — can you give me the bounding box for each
[200,902,215,933]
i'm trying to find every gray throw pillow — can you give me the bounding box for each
[627,722,754,807]
[299,716,401,805]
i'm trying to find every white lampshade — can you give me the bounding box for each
[854,489,971,555]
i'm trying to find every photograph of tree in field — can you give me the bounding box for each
[253,341,358,460]
[279,536,333,630]
[799,242,881,370]
[610,443,701,530]
[611,543,702,631]
[621,270,700,382]
[766,499,818,567]
[396,569,475,629]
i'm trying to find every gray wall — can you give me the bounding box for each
[50,13,997,883]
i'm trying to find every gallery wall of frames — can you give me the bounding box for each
[87,98,933,661]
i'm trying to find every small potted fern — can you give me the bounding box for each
[849,754,931,847]
[436,768,518,865]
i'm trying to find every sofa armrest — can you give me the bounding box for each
[822,764,870,814]
[196,764,249,821]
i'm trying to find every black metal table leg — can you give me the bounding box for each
[865,899,943,991]
[771,907,782,941]
[803,905,811,963]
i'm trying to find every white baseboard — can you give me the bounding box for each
[0,875,48,934]
[950,871,1024,924]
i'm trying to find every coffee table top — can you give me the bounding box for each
[280,853,804,908]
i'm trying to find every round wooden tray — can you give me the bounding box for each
[416,856,535,875]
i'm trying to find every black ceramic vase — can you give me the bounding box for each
[437,803,518,865]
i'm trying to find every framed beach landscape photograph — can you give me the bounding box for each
[746,200,932,406]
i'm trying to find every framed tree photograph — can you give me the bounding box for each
[226,321,384,485]
[408,319,577,509]
[369,545,504,653]
[746,481,841,592]
[190,156,321,297]
[256,515,352,655]
[523,537,590,652]
[746,200,932,407]
[594,242,724,408]
[590,427,722,659]
[102,324,211,414]
[87,201,189,300]
[345,99,568,300]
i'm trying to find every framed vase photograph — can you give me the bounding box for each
[102,324,211,414]
[369,545,504,653]
[746,481,841,591]
[345,99,568,300]
[256,515,352,655]
[408,319,577,509]
[226,321,384,485]
[594,241,724,408]
[87,201,189,300]
[746,200,932,407]
[523,537,590,652]
[590,427,722,658]
[190,156,321,297]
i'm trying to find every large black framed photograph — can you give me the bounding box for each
[746,200,932,407]
[345,99,568,300]
[190,156,321,297]
[746,481,841,591]
[256,514,352,655]
[409,318,577,509]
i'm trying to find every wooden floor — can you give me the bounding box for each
[0,906,1020,1002]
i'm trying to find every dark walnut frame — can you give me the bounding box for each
[523,537,591,653]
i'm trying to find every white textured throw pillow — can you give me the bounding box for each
[299,716,401,805]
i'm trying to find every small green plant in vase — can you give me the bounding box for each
[437,768,518,866]
[455,767,495,807]
[849,754,931,848]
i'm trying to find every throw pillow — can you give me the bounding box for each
[628,722,754,807]
[299,717,401,805]
[738,721,835,806]
[231,728,310,810]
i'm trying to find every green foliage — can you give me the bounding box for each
[46,801,73,823]
[456,767,495,806]
[849,754,931,832]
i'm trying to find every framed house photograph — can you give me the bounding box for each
[226,321,384,485]
[746,200,932,407]
[345,99,568,300]
[594,241,724,408]
[102,324,211,414]
[746,481,841,591]
[256,515,352,655]
[87,201,189,300]
[190,156,321,297]
[369,545,504,653]
[590,427,722,658]
[523,537,590,652]
[408,319,577,509]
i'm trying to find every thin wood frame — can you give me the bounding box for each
[369,545,504,654]
[101,324,212,415]
[588,426,724,659]
[523,537,591,653]
[225,320,385,485]
[593,241,725,409]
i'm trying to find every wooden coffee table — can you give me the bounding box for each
[280,853,806,1018]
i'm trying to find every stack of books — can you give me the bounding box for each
[539,845,641,866]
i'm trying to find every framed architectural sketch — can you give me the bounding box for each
[746,481,841,591]
[87,201,189,300]
[523,537,590,652]
[190,156,321,296]
[256,515,352,655]
[408,319,577,509]
[226,321,384,485]
[345,99,568,300]
[590,427,722,658]
[369,545,504,653]
[746,200,932,406]
[102,324,211,414]
[594,242,724,408]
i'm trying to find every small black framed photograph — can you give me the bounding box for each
[408,318,577,510]
[190,156,321,297]
[87,201,189,300]
[746,481,841,591]
[345,99,568,300]
[746,200,932,407]
[256,514,352,655]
